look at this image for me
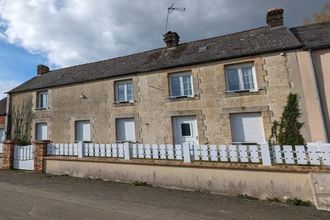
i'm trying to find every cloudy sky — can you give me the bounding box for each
[0,0,328,98]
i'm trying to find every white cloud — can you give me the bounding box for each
[0,0,239,67]
[0,0,327,68]
[0,80,21,99]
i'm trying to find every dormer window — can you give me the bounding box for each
[225,63,258,92]
[37,91,48,109]
[115,80,134,103]
[169,72,193,98]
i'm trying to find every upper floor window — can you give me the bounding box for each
[225,63,258,92]
[169,72,193,98]
[37,91,48,109]
[115,80,133,103]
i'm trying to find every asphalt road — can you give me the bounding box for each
[0,170,329,220]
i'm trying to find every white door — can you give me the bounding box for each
[116,118,136,142]
[36,123,48,140]
[0,128,4,142]
[75,121,91,142]
[230,113,265,144]
[173,116,199,145]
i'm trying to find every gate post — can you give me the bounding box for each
[33,140,50,173]
[2,140,15,170]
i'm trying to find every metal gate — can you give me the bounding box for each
[13,145,34,170]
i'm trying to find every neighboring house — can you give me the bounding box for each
[5,8,330,145]
[0,98,7,143]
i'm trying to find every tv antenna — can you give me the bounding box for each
[165,2,185,33]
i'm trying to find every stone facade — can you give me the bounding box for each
[9,51,312,144]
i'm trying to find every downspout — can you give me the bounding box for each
[4,93,11,141]
[308,49,328,142]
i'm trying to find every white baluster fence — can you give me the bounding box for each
[46,142,330,166]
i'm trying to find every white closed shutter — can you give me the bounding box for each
[0,128,4,142]
[116,118,136,142]
[75,121,91,142]
[230,113,265,144]
[36,123,48,140]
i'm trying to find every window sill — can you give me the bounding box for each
[35,108,48,111]
[113,100,136,106]
[168,95,199,101]
[225,89,259,94]
[224,88,265,97]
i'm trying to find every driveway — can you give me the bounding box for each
[0,170,328,220]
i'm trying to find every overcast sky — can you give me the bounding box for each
[0,0,328,98]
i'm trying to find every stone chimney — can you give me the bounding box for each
[163,31,180,47]
[37,64,49,76]
[266,8,284,28]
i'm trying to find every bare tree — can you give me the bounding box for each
[8,99,32,145]
[304,2,330,25]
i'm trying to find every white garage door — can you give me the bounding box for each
[116,118,136,142]
[75,121,91,142]
[36,123,48,140]
[230,113,265,144]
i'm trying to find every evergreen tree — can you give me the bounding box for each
[269,93,305,146]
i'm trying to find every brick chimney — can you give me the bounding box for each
[266,8,284,28]
[163,31,180,47]
[37,64,49,76]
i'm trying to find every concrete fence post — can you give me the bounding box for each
[183,143,191,163]
[2,140,15,170]
[77,141,84,158]
[260,143,272,166]
[124,142,130,160]
[33,140,51,173]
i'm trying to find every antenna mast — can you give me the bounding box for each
[165,3,185,33]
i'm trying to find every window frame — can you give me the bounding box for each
[74,120,91,143]
[224,63,258,93]
[115,118,136,143]
[169,72,194,98]
[115,80,134,103]
[36,91,48,109]
[35,122,48,141]
[229,112,265,145]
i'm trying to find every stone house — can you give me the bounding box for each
[4,8,330,146]
[0,98,6,142]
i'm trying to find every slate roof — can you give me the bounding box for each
[9,26,303,94]
[0,98,7,115]
[291,22,330,50]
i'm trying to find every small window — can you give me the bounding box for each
[75,120,91,142]
[36,123,48,140]
[225,63,257,92]
[115,80,134,103]
[181,123,191,136]
[169,73,193,98]
[37,91,48,109]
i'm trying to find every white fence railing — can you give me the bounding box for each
[46,142,330,166]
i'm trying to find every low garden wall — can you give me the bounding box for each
[44,156,322,205]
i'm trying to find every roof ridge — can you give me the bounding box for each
[291,21,330,30]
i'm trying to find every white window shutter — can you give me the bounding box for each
[116,118,136,142]
[230,113,265,144]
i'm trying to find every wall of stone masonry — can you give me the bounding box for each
[9,51,312,144]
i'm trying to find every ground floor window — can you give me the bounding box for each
[36,123,48,140]
[116,118,136,142]
[230,112,265,144]
[75,120,91,142]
